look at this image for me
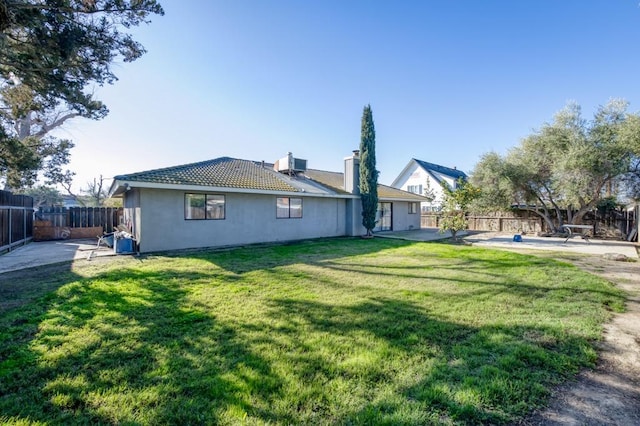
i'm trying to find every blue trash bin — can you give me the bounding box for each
[114,237,134,254]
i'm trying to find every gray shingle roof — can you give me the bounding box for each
[114,157,299,192]
[302,169,349,194]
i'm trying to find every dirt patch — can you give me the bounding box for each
[518,253,640,425]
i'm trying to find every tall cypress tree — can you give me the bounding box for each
[359,104,378,236]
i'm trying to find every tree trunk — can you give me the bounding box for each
[526,208,557,232]
[573,203,596,225]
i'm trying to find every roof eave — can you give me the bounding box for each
[379,196,428,202]
[108,180,358,199]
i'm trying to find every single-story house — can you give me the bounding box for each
[108,151,427,253]
[391,159,468,212]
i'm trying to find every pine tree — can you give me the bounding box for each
[359,104,378,236]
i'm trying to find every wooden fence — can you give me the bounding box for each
[467,213,544,234]
[422,212,544,233]
[34,206,123,241]
[422,208,637,241]
[0,190,34,252]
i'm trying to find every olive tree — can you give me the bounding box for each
[471,99,640,231]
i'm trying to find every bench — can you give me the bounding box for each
[562,224,594,243]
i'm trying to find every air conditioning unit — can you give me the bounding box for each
[293,158,307,171]
[275,153,307,173]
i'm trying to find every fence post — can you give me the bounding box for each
[8,207,11,250]
[23,202,26,248]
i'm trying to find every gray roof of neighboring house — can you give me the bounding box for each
[413,159,467,183]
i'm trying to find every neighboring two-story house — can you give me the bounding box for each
[391,159,468,213]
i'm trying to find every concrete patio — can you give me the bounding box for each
[377,228,638,259]
[0,239,116,274]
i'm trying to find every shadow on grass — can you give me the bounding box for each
[162,237,415,274]
[261,296,598,424]
[187,236,622,304]
[0,237,628,424]
[316,258,624,306]
[0,268,290,424]
[0,262,80,314]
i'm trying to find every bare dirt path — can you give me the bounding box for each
[518,253,640,425]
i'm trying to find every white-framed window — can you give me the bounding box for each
[407,184,423,194]
[185,193,225,220]
[408,202,419,214]
[277,197,303,219]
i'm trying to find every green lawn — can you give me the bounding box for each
[0,238,625,425]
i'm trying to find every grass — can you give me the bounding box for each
[0,237,626,425]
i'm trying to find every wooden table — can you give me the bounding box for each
[562,224,594,243]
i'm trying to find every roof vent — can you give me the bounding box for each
[274,152,307,174]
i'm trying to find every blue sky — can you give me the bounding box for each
[57,0,640,191]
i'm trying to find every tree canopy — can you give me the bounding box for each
[359,104,378,236]
[1,77,97,188]
[0,0,164,188]
[471,99,640,231]
[1,0,164,116]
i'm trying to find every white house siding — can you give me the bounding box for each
[134,188,349,253]
[394,163,452,212]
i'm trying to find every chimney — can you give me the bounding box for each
[344,150,360,194]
